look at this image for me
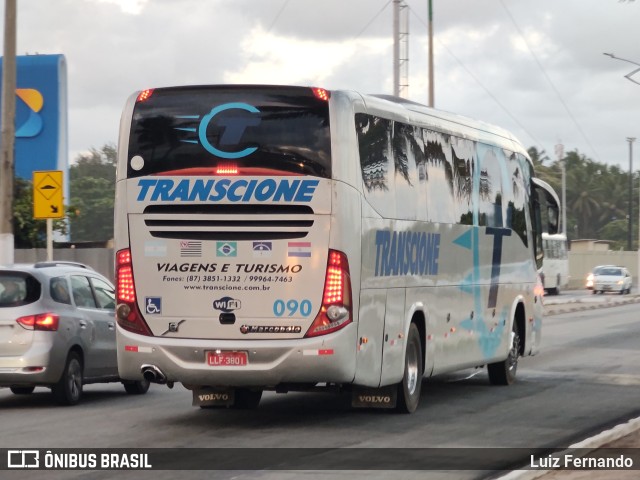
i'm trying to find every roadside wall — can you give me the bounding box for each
[569,251,637,289]
[16,248,114,281]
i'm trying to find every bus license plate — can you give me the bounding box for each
[207,351,248,367]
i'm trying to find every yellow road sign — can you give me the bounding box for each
[33,170,64,219]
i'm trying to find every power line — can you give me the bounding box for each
[354,0,393,40]
[408,6,545,150]
[267,0,291,33]
[498,0,601,162]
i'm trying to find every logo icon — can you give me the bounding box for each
[252,241,272,258]
[145,297,162,314]
[213,296,241,313]
[161,319,186,336]
[175,102,261,159]
[15,88,44,138]
[7,450,40,469]
[216,241,237,257]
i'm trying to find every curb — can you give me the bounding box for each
[493,416,640,480]
[495,295,640,479]
[544,295,640,316]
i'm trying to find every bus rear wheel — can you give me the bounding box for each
[396,323,423,413]
[488,321,520,386]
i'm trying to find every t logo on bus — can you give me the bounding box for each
[198,102,261,159]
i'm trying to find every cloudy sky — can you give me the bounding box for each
[3,0,639,169]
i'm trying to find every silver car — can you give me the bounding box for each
[0,261,149,405]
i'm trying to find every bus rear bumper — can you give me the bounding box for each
[116,324,358,388]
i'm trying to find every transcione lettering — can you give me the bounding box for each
[374,230,441,277]
[136,178,319,203]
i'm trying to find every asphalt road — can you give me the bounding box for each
[1,300,639,480]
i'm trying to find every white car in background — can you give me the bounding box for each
[591,266,632,295]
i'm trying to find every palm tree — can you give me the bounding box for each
[565,152,603,238]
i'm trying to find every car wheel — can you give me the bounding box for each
[52,352,83,406]
[123,378,151,395]
[488,321,520,386]
[10,386,35,395]
[396,323,423,413]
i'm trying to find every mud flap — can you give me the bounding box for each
[351,385,397,409]
[192,387,235,407]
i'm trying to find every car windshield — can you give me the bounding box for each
[599,267,622,276]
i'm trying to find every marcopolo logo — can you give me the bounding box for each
[175,102,261,159]
[213,296,241,313]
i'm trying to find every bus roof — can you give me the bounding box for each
[350,91,531,161]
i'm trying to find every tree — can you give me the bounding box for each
[68,144,117,242]
[13,177,45,248]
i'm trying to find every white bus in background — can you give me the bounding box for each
[541,232,570,295]
[114,85,559,413]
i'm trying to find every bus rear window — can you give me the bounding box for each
[127,86,331,179]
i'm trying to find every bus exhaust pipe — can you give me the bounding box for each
[141,364,167,384]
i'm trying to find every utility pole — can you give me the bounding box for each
[393,0,399,96]
[392,0,409,98]
[555,143,566,234]
[0,0,17,265]
[428,0,434,107]
[628,137,635,251]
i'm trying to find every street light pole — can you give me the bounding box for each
[555,143,566,234]
[603,53,640,85]
[604,52,640,287]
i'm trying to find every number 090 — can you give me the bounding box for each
[273,299,312,317]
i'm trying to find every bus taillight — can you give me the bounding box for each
[305,250,352,338]
[311,87,330,101]
[116,248,153,336]
[136,89,154,102]
[215,163,238,175]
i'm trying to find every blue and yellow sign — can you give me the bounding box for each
[0,54,68,180]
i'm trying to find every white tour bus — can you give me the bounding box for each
[115,85,559,413]
[541,232,569,295]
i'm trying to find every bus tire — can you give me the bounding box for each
[488,321,520,386]
[123,378,151,395]
[396,323,423,414]
[233,388,263,409]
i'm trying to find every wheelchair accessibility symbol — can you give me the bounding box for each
[145,297,162,314]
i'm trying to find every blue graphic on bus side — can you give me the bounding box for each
[454,225,512,360]
[135,178,319,203]
[176,102,261,159]
[374,230,440,277]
